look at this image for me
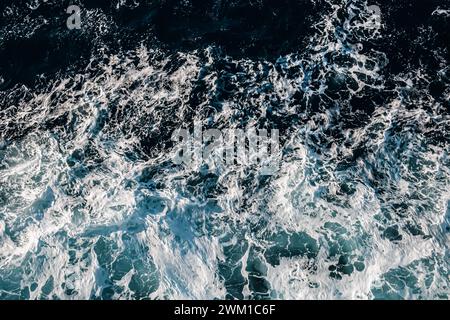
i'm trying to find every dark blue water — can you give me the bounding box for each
[0,0,449,300]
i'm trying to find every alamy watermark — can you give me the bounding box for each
[171,122,281,176]
[367,4,381,27]
[65,3,382,31]
[66,5,81,30]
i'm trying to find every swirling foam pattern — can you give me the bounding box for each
[0,0,449,299]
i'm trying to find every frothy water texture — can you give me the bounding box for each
[0,0,449,299]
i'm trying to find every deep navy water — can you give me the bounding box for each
[0,0,449,299]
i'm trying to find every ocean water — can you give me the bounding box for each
[0,0,449,300]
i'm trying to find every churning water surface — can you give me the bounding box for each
[0,0,449,300]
